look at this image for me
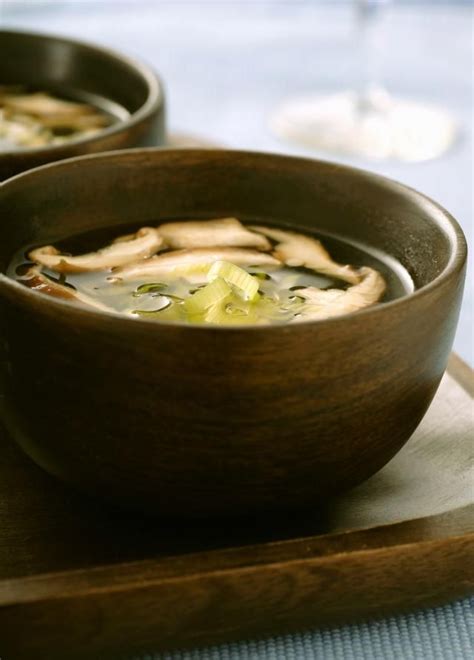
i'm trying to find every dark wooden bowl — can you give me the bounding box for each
[0,30,165,180]
[0,149,467,517]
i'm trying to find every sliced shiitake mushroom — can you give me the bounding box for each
[18,266,112,311]
[294,267,386,321]
[110,247,281,281]
[157,218,272,251]
[2,92,97,120]
[250,226,360,284]
[28,228,163,273]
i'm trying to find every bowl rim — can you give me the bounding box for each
[0,28,164,158]
[0,147,468,333]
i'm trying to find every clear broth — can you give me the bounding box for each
[9,222,414,325]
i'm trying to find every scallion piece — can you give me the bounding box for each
[207,261,259,301]
[183,277,231,315]
[133,282,167,297]
[249,271,271,281]
[132,303,172,317]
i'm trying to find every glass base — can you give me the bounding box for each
[270,90,458,162]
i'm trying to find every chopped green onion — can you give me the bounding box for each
[133,282,167,297]
[225,302,249,317]
[205,302,229,324]
[184,277,231,315]
[289,285,307,291]
[188,285,207,295]
[132,301,172,316]
[207,261,259,301]
[249,271,271,281]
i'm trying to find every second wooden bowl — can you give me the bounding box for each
[0,30,165,180]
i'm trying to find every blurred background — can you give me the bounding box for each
[2,0,472,363]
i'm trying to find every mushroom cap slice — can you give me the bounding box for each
[19,266,112,312]
[110,247,281,281]
[157,218,272,251]
[28,228,164,273]
[250,226,360,285]
[2,93,97,119]
[295,266,386,321]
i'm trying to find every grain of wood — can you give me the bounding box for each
[0,362,472,660]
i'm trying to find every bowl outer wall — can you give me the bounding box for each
[0,148,467,516]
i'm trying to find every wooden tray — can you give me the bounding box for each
[0,353,472,659]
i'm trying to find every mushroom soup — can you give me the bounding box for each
[0,85,122,149]
[10,218,413,325]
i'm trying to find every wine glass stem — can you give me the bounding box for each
[355,0,391,111]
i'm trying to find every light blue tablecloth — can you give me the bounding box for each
[3,3,473,658]
[140,597,474,659]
